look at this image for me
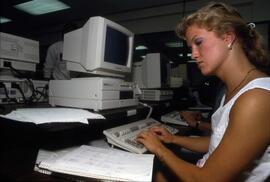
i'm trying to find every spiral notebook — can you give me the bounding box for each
[34,146,78,175]
[36,145,154,182]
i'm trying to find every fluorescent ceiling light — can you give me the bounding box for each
[141,55,146,59]
[165,42,183,48]
[14,0,70,15]
[135,45,148,50]
[0,17,12,24]
[178,53,184,57]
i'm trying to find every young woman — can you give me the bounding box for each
[137,2,270,182]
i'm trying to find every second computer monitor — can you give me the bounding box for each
[0,32,39,72]
[142,53,171,88]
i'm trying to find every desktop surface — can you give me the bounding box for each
[0,100,200,181]
[0,104,149,180]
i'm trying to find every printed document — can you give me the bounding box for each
[38,145,154,182]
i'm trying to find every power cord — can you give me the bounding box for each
[139,102,153,119]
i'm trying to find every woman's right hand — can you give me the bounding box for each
[137,130,166,154]
[148,126,174,144]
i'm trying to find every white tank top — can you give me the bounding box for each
[197,77,270,181]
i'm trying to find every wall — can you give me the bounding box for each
[37,0,269,48]
[108,0,269,34]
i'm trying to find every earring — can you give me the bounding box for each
[227,43,232,50]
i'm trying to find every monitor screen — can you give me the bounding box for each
[104,26,129,66]
[63,16,134,78]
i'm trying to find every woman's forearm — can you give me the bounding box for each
[171,135,210,153]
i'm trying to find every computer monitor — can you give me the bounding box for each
[0,32,39,72]
[63,16,134,78]
[141,53,171,88]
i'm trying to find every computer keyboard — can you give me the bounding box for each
[103,117,179,154]
[161,110,189,126]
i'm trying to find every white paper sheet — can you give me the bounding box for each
[0,108,105,124]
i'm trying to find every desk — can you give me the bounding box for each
[0,102,200,181]
[0,104,150,180]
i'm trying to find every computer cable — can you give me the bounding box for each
[32,86,48,102]
[139,102,153,119]
[0,82,19,104]
[11,82,27,104]
[8,65,41,103]
[0,82,10,100]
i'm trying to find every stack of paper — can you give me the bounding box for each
[0,108,105,124]
[37,145,154,182]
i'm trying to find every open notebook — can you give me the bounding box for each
[36,145,154,182]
